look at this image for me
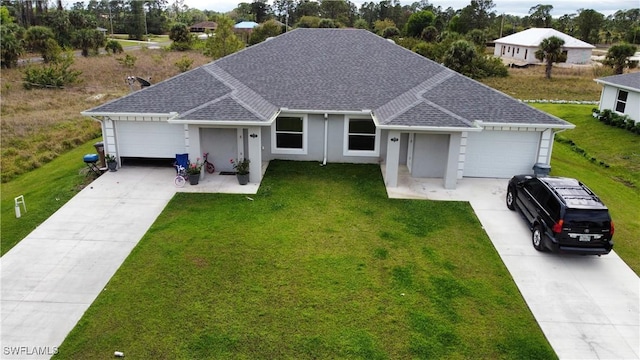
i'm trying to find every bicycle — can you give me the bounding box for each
[174,165,188,187]
[203,152,215,174]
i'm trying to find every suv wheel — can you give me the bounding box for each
[506,187,516,210]
[532,226,545,251]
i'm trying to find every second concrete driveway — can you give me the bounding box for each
[1,167,177,359]
[390,177,639,360]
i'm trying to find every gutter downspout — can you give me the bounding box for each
[322,113,328,166]
[547,127,570,165]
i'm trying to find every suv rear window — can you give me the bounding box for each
[564,209,611,228]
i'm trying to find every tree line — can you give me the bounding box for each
[1,0,638,79]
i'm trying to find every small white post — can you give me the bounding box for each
[14,195,26,218]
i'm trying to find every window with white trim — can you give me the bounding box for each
[615,90,628,113]
[272,115,307,154]
[343,117,379,156]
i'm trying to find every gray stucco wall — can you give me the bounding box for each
[201,127,238,172]
[261,114,381,164]
[410,133,449,177]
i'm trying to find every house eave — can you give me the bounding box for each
[169,109,281,126]
[376,124,483,132]
[167,119,273,126]
[593,79,640,93]
[80,111,178,118]
[475,121,575,129]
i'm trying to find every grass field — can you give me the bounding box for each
[54,161,555,359]
[480,65,611,101]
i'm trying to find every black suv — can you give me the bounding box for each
[506,175,614,255]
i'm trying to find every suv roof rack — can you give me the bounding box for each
[539,177,606,208]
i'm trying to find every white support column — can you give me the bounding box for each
[444,133,462,189]
[187,124,200,162]
[247,126,262,183]
[385,130,401,187]
[104,118,116,156]
[537,129,553,164]
[237,128,245,160]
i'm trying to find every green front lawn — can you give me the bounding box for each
[55,161,555,359]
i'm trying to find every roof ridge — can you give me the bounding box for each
[375,69,454,124]
[204,64,278,121]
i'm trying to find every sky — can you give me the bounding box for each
[183,0,637,17]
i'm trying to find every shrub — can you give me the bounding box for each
[169,23,192,51]
[22,53,81,89]
[42,38,62,63]
[318,19,337,28]
[1,23,25,68]
[117,53,137,68]
[405,10,435,38]
[297,16,321,28]
[174,55,193,72]
[105,39,123,54]
[592,108,639,135]
[353,19,369,30]
[475,55,508,78]
[421,26,438,42]
[71,28,105,57]
[381,26,400,38]
[249,19,282,45]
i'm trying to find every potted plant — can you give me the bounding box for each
[231,158,250,185]
[105,154,117,172]
[186,158,202,185]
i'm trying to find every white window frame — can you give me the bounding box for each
[271,114,308,155]
[615,90,628,113]
[343,116,380,157]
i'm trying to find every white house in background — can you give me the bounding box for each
[595,72,640,123]
[494,28,595,65]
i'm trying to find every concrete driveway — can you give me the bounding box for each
[1,167,176,359]
[389,176,639,360]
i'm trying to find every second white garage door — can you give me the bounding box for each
[464,130,540,178]
[116,121,185,158]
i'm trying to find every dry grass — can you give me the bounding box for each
[1,48,212,182]
[480,64,614,101]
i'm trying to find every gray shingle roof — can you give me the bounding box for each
[595,72,640,91]
[179,96,264,121]
[84,28,570,129]
[87,68,231,114]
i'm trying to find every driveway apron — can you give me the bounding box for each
[1,167,176,359]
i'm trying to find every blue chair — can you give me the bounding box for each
[175,153,188,173]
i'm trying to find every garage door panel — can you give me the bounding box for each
[117,122,185,158]
[464,131,540,178]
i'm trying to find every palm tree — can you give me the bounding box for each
[604,43,637,74]
[535,36,565,79]
[443,40,478,77]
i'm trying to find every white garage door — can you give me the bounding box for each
[464,131,540,178]
[116,121,185,158]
